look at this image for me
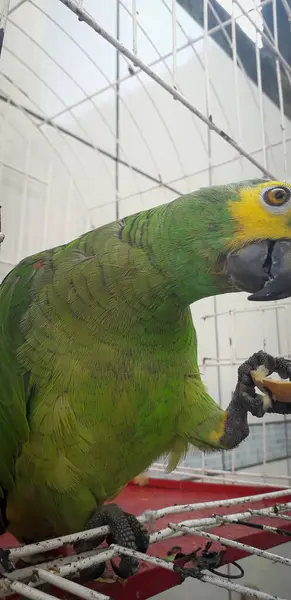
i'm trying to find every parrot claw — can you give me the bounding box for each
[74,504,149,580]
[0,548,13,573]
[70,562,106,584]
[238,351,291,385]
[221,351,291,449]
[235,351,291,417]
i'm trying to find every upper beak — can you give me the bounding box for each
[226,240,291,302]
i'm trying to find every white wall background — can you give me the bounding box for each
[0,0,291,597]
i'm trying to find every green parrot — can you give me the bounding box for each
[1,178,291,579]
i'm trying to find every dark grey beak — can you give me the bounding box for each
[226,240,291,302]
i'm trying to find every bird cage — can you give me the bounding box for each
[0,0,291,598]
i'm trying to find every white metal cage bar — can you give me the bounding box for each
[0,0,10,39]
[57,0,276,179]
[0,1,290,599]
[43,0,272,116]
[1,488,291,600]
[110,545,290,600]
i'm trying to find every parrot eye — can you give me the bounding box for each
[262,186,291,209]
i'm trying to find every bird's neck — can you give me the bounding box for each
[120,198,233,309]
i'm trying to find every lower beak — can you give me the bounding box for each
[226,239,291,302]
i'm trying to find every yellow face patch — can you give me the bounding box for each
[228,180,291,250]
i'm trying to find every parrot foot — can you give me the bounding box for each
[74,504,149,580]
[236,350,291,417]
[221,351,291,449]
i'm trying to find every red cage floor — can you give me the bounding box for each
[1,478,291,600]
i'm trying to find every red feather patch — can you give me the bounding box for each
[33,260,43,270]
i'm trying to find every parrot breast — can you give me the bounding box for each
[7,312,194,541]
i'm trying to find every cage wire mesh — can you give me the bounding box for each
[2,486,291,600]
[0,0,291,598]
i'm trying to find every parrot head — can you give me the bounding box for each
[150,178,291,305]
[222,179,291,301]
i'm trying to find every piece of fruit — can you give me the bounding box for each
[251,365,291,403]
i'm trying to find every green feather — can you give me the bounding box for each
[0,180,266,540]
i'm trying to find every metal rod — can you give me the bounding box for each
[111,545,288,600]
[27,0,185,196]
[281,0,291,20]
[250,511,291,522]
[152,462,291,481]
[132,0,137,53]
[9,526,109,560]
[172,0,177,87]
[272,0,288,178]
[3,27,115,192]
[143,488,291,520]
[57,504,291,578]
[0,93,182,196]
[57,0,275,179]
[52,0,272,116]
[234,519,291,537]
[0,0,10,57]
[0,578,66,600]
[231,0,243,177]
[233,0,291,79]
[4,500,291,597]
[169,522,291,566]
[36,568,110,600]
[255,9,267,170]
[4,549,98,587]
[58,549,114,578]
[0,97,4,248]
[115,0,120,220]
[149,466,290,487]
[9,488,291,562]
[165,503,291,531]
[7,0,25,15]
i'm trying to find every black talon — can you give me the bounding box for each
[107,509,150,579]
[234,351,291,419]
[238,350,276,386]
[221,351,291,449]
[71,562,106,583]
[74,504,149,581]
[275,357,291,380]
[0,548,13,573]
[123,512,150,553]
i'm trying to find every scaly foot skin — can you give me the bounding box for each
[220,351,291,449]
[74,503,150,580]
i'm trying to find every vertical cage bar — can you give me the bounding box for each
[231,0,243,177]
[272,0,288,177]
[172,0,177,87]
[272,0,290,482]
[16,139,31,262]
[274,299,291,482]
[203,0,225,473]
[201,450,205,478]
[64,178,73,243]
[203,0,212,186]
[42,160,53,250]
[255,12,267,169]
[0,0,10,58]
[230,311,236,477]
[115,0,120,220]
[0,98,6,248]
[132,0,137,54]
[261,309,267,481]
[281,0,291,20]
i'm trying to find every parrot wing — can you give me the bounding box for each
[0,244,65,495]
